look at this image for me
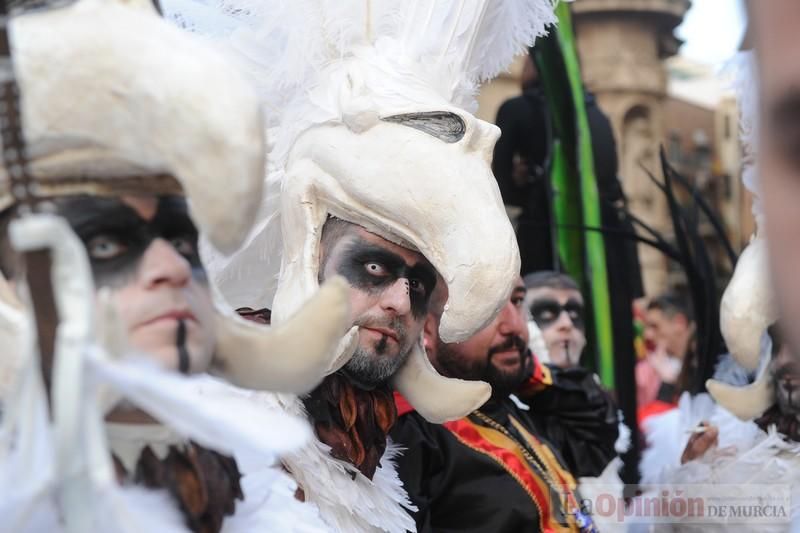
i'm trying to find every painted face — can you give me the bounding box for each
[773,342,800,416]
[320,225,437,387]
[753,1,800,360]
[526,286,586,368]
[55,195,215,374]
[429,277,530,397]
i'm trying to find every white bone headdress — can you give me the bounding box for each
[164,0,557,422]
[0,0,349,397]
[706,51,780,419]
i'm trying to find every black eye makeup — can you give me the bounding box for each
[85,234,129,261]
[55,195,204,287]
[529,298,585,330]
[335,239,437,317]
[152,197,201,267]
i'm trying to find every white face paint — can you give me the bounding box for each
[525,286,586,369]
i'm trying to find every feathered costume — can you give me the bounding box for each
[162,1,556,531]
[635,52,800,533]
[0,0,355,530]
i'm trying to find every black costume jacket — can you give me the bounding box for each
[391,362,618,532]
[393,395,587,532]
[518,363,620,478]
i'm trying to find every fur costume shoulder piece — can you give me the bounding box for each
[246,391,416,533]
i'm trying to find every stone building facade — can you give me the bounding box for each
[478,1,752,298]
[571,0,691,295]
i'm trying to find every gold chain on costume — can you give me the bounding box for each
[472,410,568,495]
[471,409,589,530]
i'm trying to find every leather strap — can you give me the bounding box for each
[0,1,58,403]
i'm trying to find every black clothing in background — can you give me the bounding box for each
[493,86,643,483]
[492,87,555,274]
[519,364,620,478]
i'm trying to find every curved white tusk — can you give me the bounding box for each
[325,326,359,375]
[391,341,491,423]
[706,371,775,421]
[719,236,778,371]
[212,276,350,394]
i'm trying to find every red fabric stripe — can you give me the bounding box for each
[637,400,676,426]
[444,418,560,532]
[393,391,415,417]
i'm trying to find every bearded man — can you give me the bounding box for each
[164,1,559,531]
[392,276,598,533]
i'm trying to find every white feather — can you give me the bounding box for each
[86,353,312,461]
[639,392,717,485]
[1,346,318,531]
[162,0,557,310]
[578,457,626,533]
[729,51,762,229]
[639,402,800,532]
[223,465,329,533]
[0,344,191,533]
[244,391,417,533]
[615,412,632,455]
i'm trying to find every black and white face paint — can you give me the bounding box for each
[526,287,587,368]
[55,195,205,288]
[529,298,585,331]
[320,225,438,388]
[334,239,437,320]
[53,195,216,376]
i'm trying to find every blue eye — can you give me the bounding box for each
[87,235,127,260]
[170,236,196,257]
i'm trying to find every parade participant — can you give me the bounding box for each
[524,271,588,369]
[519,270,622,478]
[165,1,557,530]
[635,294,696,424]
[392,275,598,532]
[635,51,800,532]
[0,1,351,530]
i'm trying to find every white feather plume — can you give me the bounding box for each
[87,353,312,461]
[163,0,557,309]
[730,51,762,229]
[243,392,417,532]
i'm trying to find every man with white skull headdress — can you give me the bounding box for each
[163,0,556,531]
[0,1,351,531]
